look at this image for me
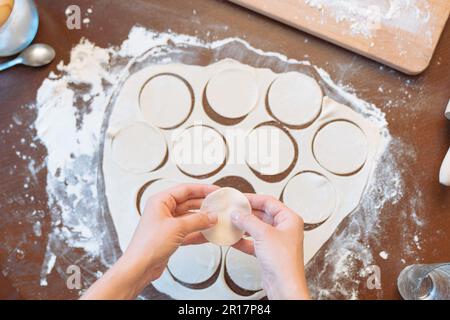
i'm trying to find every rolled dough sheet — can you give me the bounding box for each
[268,72,323,128]
[225,247,262,292]
[201,187,251,246]
[313,120,368,175]
[110,122,167,173]
[206,69,259,119]
[246,124,296,176]
[172,125,227,177]
[283,172,336,224]
[103,59,382,300]
[168,243,221,285]
[140,74,193,129]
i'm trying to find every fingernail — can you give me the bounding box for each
[208,212,218,224]
[231,211,240,222]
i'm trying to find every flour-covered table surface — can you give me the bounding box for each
[0,0,449,300]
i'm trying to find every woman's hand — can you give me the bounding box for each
[81,184,218,300]
[123,183,219,283]
[231,194,310,300]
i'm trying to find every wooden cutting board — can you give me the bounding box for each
[229,0,449,75]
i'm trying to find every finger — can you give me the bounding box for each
[274,210,304,231]
[252,209,264,220]
[177,211,217,235]
[245,194,285,217]
[273,210,298,227]
[252,209,275,226]
[182,232,208,245]
[161,184,218,211]
[174,199,204,216]
[232,239,255,256]
[169,184,218,204]
[231,211,270,240]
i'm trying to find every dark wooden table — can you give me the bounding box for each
[0,0,449,300]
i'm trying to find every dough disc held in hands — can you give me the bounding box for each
[201,187,251,246]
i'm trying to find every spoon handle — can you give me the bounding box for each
[0,57,22,71]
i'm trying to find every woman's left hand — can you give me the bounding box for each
[81,183,218,300]
[124,183,219,283]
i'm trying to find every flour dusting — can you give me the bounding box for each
[18,26,422,299]
[305,0,432,39]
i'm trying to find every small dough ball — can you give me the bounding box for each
[246,125,296,176]
[313,121,368,175]
[168,243,221,285]
[226,247,262,292]
[268,72,323,127]
[111,122,167,173]
[172,125,227,177]
[140,74,192,129]
[283,172,336,224]
[206,69,259,119]
[201,187,251,246]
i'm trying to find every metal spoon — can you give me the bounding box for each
[0,43,55,71]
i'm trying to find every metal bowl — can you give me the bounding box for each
[0,0,39,57]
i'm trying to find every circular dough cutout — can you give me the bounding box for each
[111,122,167,173]
[313,120,368,175]
[140,74,193,129]
[168,243,221,285]
[172,125,227,178]
[268,72,323,127]
[283,172,336,224]
[225,247,262,292]
[206,69,259,119]
[201,187,251,246]
[246,124,296,176]
[138,179,179,214]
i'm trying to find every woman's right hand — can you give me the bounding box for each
[231,194,310,300]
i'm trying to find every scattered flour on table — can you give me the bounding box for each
[22,26,422,298]
[304,0,432,39]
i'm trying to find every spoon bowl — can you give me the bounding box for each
[20,43,55,67]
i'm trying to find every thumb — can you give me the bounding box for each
[178,212,217,235]
[231,211,268,240]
